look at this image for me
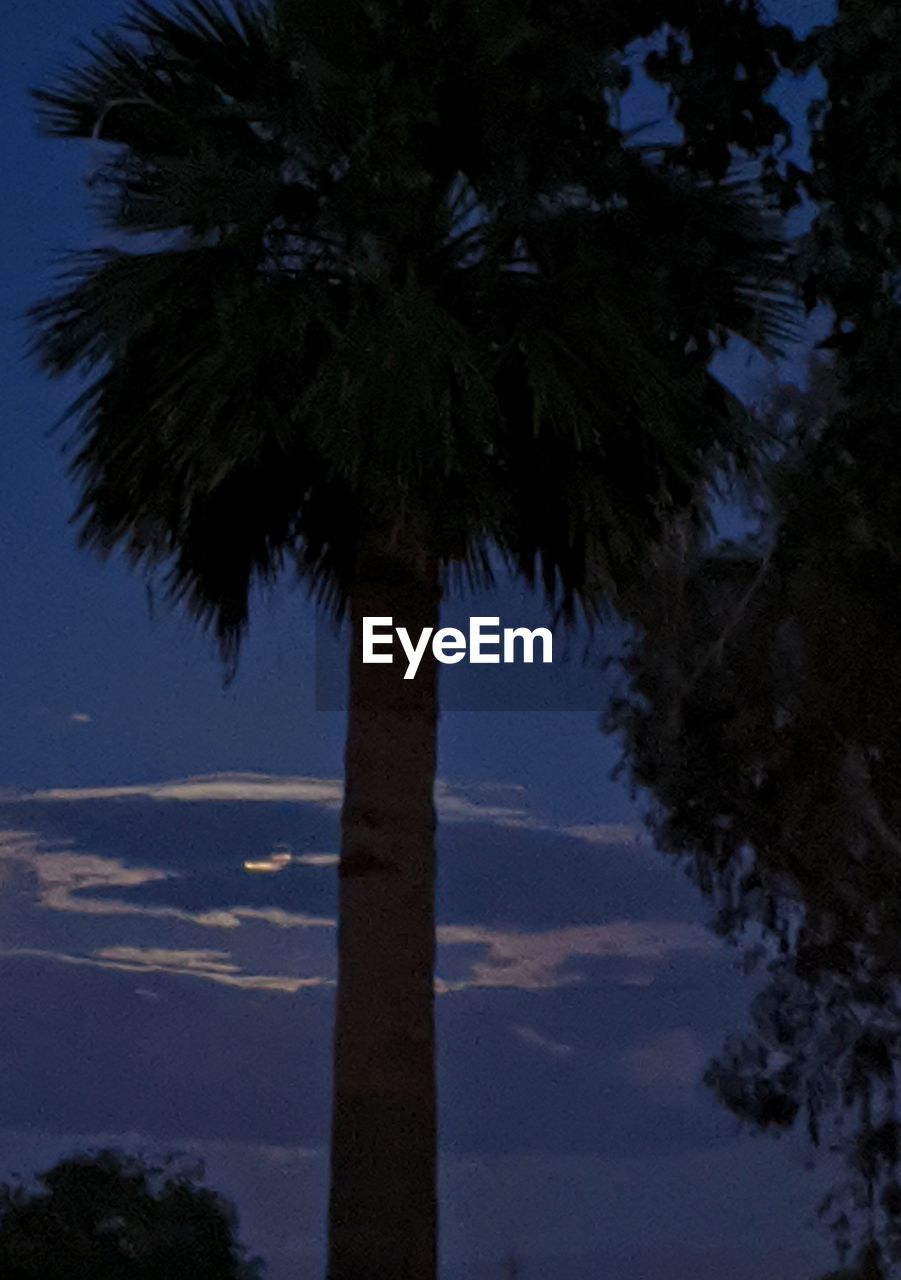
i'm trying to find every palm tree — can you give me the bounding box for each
[29,2,796,1276]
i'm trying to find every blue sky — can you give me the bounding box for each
[0,1,841,1276]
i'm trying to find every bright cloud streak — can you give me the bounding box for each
[18,773,344,807]
[0,945,331,994]
[4,772,646,848]
[0,831,334,931]
[436,920,713,991]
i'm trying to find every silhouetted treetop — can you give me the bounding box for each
[29,0,798,658]
[0,1149,263,1280]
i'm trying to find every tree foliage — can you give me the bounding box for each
[608,5,901,1275]
[30,0,799,662]
[608,366,901,1276]
[0,1149,262,1280]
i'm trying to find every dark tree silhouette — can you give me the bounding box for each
[28,2,799,1275]
[0,1149,262,1280]
[609,362,901,1275]
[608,7,901,1277]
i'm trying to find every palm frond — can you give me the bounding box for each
[34,0,275,141]
[28,0,801,663]
[30,242,350,652]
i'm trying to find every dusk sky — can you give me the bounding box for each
[1,1,841,1276]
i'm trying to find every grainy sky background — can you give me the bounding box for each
[1,1,839,1276]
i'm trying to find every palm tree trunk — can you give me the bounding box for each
[327,533,441,1280]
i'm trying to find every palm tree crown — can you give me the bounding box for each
[31,0,795,657]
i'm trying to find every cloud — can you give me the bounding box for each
[0,830,711,995]
[0,830,334,932]
[437,783,648,847]
[0,827,170,902]
[0,944,331,994]
[5,772,646,849]
[15,773,344,807]
[436,921,713,991]
[511,1025,574,1058]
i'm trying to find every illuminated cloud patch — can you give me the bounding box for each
[0,830,333,931]
[0,944,331,994]
[6,772,646,849]
[436,921,713,991]
[19,773,345,807]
